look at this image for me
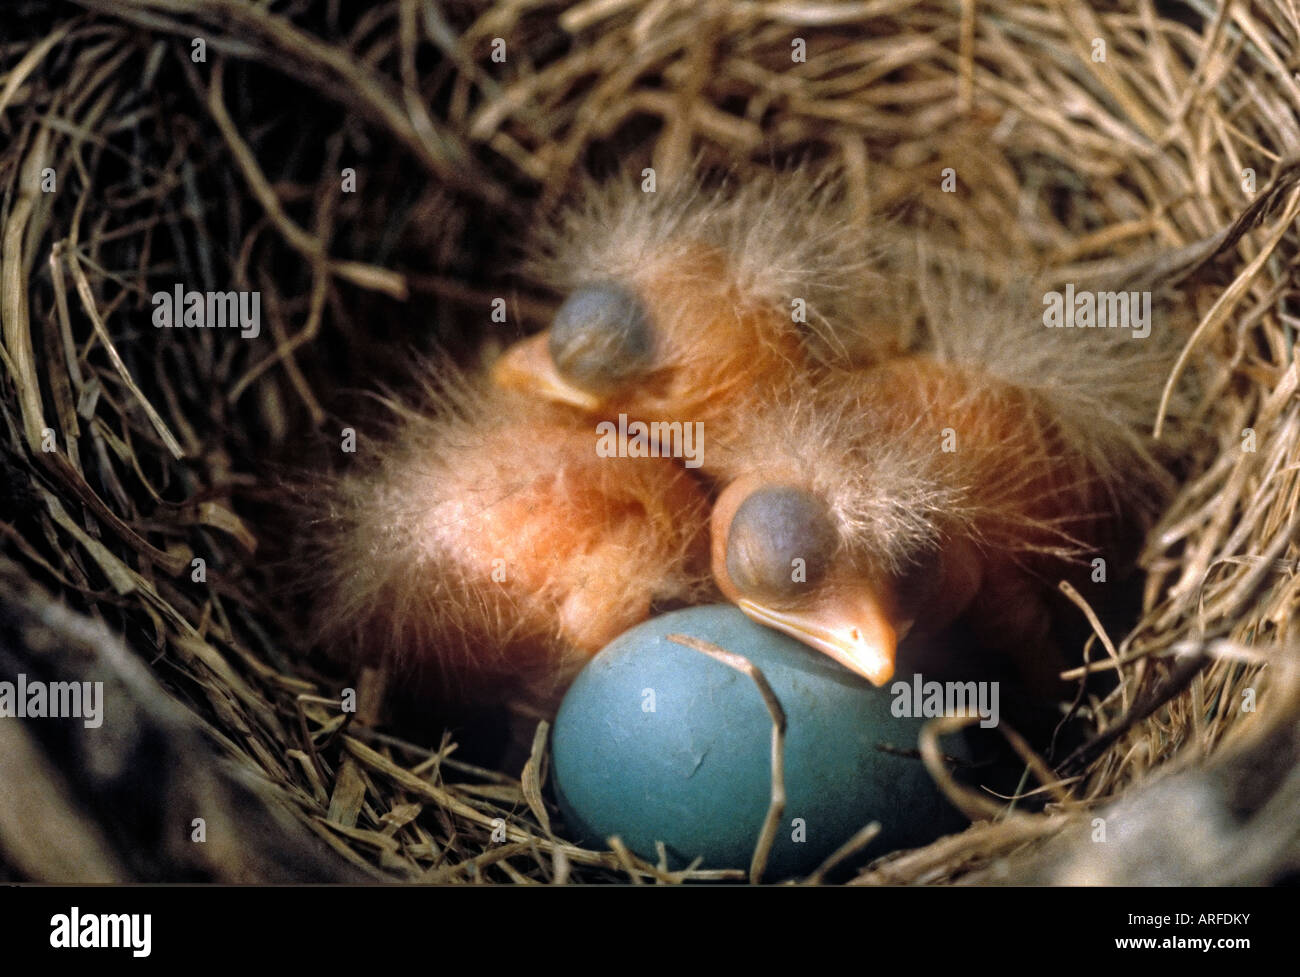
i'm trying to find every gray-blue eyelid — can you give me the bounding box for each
[548,282,654,392]
[726,485,837,599]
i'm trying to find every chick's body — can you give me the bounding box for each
[708,264,1181,693]
[493,176,903,442]
[310,376,711,710]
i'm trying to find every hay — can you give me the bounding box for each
[1,0,1296,883]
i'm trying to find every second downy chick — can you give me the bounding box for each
[707,256,1187,696]
[304,367,713,713]
[493,173,906,446]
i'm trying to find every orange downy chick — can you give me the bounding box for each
[707,265,1181,694]
[307,373,712,710]
[493,175,902,442]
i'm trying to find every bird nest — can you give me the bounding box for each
[2,0,1297,884]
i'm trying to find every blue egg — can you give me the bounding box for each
[551,605,970,880]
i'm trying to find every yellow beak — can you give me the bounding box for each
[492,333,602,411]
[737,590,901,686]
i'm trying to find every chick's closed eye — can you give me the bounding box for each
[548,281,655,394]
[725,484,838,601]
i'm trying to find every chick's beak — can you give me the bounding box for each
[736,589,902,686]
[492,333,602,411]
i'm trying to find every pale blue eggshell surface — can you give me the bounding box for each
[551,605,968,879]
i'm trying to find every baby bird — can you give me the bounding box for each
[306,368,712,710]
[493,175,902,441]
[707,261,1180,694]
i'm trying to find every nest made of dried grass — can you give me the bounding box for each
[1,0,1297,884]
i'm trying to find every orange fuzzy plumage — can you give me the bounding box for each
[310,175,1189,711]
[304,371,712,710]
[706,258,1185,693]
[493,174,905,443]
